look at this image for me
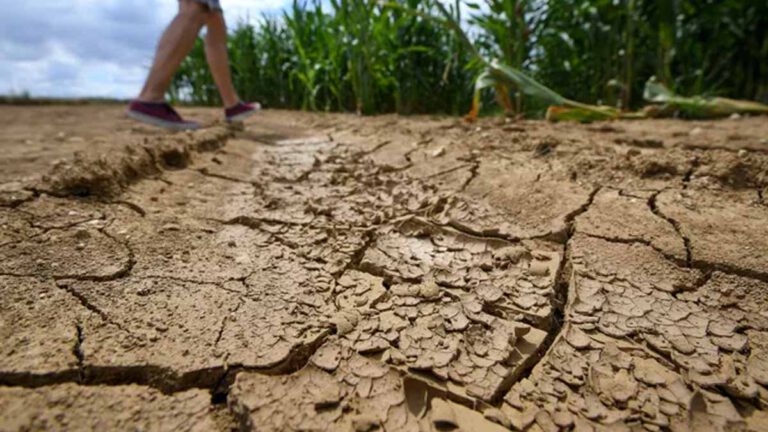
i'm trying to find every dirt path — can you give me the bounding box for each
[1,105,767,431]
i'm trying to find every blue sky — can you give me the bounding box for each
[0,0,289,98]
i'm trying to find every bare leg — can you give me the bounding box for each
[137,0,207,102]
[204,11,240,108]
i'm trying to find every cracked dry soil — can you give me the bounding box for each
[1,106,768,432]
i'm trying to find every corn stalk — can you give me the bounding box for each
[387,1,621,121]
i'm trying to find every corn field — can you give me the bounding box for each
[169,0,768,116]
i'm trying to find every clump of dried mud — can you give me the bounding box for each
[1,107,767,432]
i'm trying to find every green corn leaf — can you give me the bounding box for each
[546,105,620,123]
[488,60,567,106]
[643,76,676,103]
[474,70,497,93]
[644,76,768,118]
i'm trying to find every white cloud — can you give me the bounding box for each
[0,0,289,98]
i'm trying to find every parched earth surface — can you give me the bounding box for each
[1,105,768,431]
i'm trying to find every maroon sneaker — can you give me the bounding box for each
[127,101,200,131]
[225,101,261,122]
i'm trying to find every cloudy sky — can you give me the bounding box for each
[0,0,289,99]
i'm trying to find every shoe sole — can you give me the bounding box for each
[226,104,262,123]
[127,110,200,131]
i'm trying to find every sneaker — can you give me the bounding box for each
[225,101,261,122]
[127,101,200,131]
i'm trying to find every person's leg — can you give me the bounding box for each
[203,10,260,121]
[137,0,208,102]
[203,11,239,108]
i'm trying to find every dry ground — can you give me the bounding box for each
[1,105,767,431]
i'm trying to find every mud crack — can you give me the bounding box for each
[4,331,331,402]
[465,186,600,409]
[36,125,234,198]
[648,190,693,267]
[334,230,376,279]
[579,232,688,270]
[423,216,523,244]
[107,200,146,217]
[357,139,393,158]
[209,330,333,405]
[54,280,130,334]
[681,156,699,189]
[459,162,480,192]
[73,324,85,382]
[423,163,475,182]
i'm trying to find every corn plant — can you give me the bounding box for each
[169,0,768,116]
[466,0,533,112]
[391,0,621,120]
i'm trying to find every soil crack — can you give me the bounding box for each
[691,259,768,283]
[334,230,376,279]
[3,330,331,400]
[222,215,315,229]
[497,186,600,397]
[357,140,392,158]
[579,232,687,268]
[459,162,480,192]
[107,200,147,217]
[215,298,244,349]
[55,280,130,334]
[681,156,699,189]
[423,217,522,244]
[73,324,85,382]
[648,190,693,267]
[36,126,233,198]
[423,163,475,181]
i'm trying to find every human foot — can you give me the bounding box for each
[127,101,200,131]
[225,101,261,122]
